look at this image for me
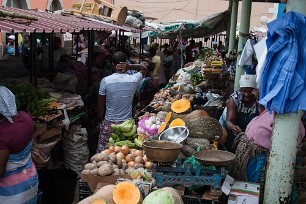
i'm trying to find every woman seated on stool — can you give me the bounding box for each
[229,110,305,182]
[225,74,262,152]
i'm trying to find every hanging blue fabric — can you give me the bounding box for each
[259,11,306,113]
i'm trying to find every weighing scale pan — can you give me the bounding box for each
[194,150,236,166]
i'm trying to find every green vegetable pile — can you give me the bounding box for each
[108,119,142,148]
[189,71,205,86]
[1,81,52,117]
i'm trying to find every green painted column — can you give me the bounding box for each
[263,0,306,203]
[287,0,306,14]
[233,0,252,91]
[225,0,233,52]
[228,0,238,55]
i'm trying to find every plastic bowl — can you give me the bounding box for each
[159,126,189,144]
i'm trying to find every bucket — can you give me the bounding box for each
[39,168,78,204]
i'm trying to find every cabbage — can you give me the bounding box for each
[143,189,174,204]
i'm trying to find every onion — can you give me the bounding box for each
[145,161,153,169]
[143,155,148,163]
[114,146,122,153]
[116,152,125,160]
[102,149,111,155]
[130,149,137,155]
[121,146,130,155]
[122,159,127,163]
[108,146,115,152]
[133,150,143,157]
[125,154,135,162]
[128,161,135,167]
[134,156,144,164]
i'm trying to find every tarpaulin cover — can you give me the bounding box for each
[259,12,306,113]
[152,10,229,39]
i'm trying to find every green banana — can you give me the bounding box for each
[122,125,136,137]
[119,124,133,133]
[134,138,143,148]
[111,124,120,131]
[115,140,136,148]
[119,119,134,127]
[109,137,115,144]
[111,133,119,140]
[119,120,134,133]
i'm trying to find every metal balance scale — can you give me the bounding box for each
[143,140,236,190]
[152,159,226,189]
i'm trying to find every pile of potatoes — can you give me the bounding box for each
[81,145,153,177]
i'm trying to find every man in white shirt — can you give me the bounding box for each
[97,52,147,152]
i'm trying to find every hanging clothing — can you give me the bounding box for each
[259,11,306,113]
[238,39,255,67]
[253,37,267,89]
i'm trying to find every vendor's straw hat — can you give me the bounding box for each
[239,74,257,89]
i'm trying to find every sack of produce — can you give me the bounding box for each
[62,125,89,177]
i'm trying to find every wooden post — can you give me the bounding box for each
[30,32,37,87]
[87,30,94,88]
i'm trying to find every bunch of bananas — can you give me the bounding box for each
[109,119,138,144]
[211,60,224,67]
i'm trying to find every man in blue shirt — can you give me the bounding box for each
[97,52,147,152]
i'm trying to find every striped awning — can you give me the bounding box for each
[0,6,130,33]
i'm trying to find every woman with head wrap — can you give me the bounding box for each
[224,74,262,152]
[3,35,16,55]
[0,86,38,203]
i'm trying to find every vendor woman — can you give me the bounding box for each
[230,110,305,182]
[225,74,261,152]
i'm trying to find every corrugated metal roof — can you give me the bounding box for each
[0,6,130,33]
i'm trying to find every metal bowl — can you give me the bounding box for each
[194,150,236,166]
[159,126,189,144]
[143,140,183,162]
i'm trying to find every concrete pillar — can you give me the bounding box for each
[233,0,252,91]
[263,111,303,203]
[263,0,306,203]
[228,0,238,54]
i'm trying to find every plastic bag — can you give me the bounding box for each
[62,125,89,177]
[125,16,145,28]
[182,146,203,169]
[137,116,163,137]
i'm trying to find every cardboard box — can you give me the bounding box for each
[37,126,62,142]
[227,181,260,204]
[34,123,48,138]
[81,173,132,192]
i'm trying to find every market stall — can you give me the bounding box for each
[77,44,237,203]
[0,6,135,204]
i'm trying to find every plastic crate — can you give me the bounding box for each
[79,181,93,201]
[67,106,84,118]
[182,195,212,204]
[37,108,65,129]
